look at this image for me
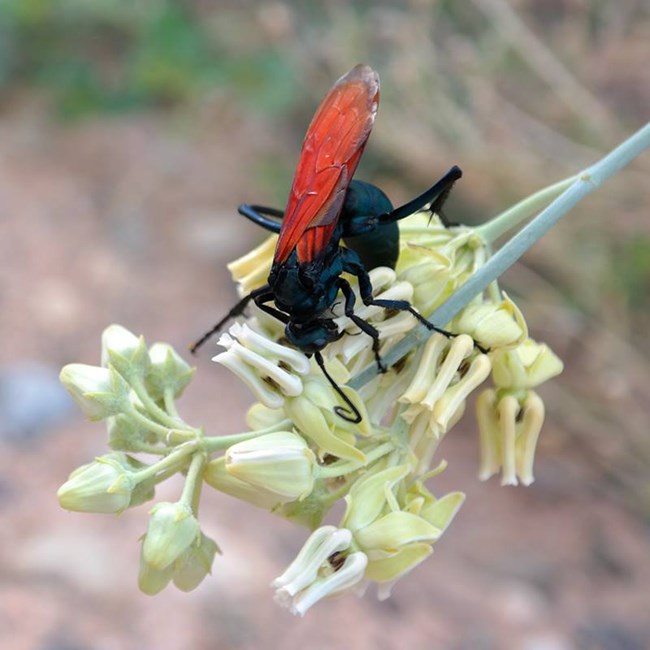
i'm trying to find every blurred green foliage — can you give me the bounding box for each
[0,0,298,117]
[609,236,650,313]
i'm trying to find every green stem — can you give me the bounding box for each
[130,375,198,433]
[126,405,178,439]
[350,121,650,390]
[476,175,578,244]
[202,419,294,452]
[133,441,197,483]
[179,451,207,514]
[163,387,181,419]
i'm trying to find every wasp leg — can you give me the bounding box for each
[337,278,386,373]
[190,285,274,354]
[238,204,284,233]
[339,246,462,342]
[314,351,362,424]
[252,291,290,324]
[376,165,462,227]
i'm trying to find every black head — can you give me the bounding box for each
[285,319,342,355]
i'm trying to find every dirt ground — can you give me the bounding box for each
[1,100,649,650]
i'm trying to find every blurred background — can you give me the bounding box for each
[1,1,649,648]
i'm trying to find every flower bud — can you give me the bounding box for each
[173,531,220,592]
[142,502,201,570]
[57,452,137,514]
[490,339,563,389]
[146,342,195,400]
[101,324,150,377]
[204,457,296,509]
[60,364,130,420]
[226,432,316,500]
[138,550,174,596]
[454,293,527,349]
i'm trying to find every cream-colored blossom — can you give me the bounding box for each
[228,234,277,294]
[400,334,491,440]
[285,373,368,462]
[214,322,310,409]
[341,464,460,593]
[453,292,527,349]
[476,389,545,486]
[272,526,368,616]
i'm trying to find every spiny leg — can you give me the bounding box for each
[190,285,274,354]
[337,278,386,373]
[363,296,454,339]
[340,245,470,348]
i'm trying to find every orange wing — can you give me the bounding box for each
[273,64,380,264]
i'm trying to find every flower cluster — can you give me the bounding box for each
[58,325,220,594]
[57,209,562,613]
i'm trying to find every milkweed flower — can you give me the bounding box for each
[476,389,546,485]
[213,322,310,409]
[400,334,492,440]
[272,526,368,616]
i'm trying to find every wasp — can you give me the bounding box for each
[192,65,462,422]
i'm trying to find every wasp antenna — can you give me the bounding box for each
[314,351,362,424]
[190,289,263,355]
[189,315,231,355]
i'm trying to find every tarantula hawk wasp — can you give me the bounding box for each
[191,65,463,423]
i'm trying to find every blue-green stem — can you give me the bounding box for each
[350,121,650,390]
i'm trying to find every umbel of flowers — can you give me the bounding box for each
[58,211,562,614]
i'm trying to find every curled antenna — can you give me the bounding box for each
[314,351,362,424]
